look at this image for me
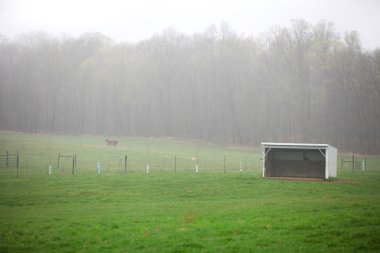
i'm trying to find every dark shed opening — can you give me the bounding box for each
[264,148,325,178]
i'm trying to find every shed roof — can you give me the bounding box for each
[261,142,335,149]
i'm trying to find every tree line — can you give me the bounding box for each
[0,20,379,153]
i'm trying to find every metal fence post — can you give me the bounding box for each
[16,152,19,177]
[58,153,60,170]
[16,152,19,173]
[224,155,226,174]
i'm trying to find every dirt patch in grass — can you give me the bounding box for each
[265,177,360,184]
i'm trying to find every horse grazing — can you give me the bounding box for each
[106,138,119,146]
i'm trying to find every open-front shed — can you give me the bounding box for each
[262,143,337,179]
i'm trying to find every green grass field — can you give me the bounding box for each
[0,131,380,252]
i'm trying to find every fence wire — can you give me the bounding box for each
[0,153,262,176]
[1,153,378,177]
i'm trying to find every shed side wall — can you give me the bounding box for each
[328,146,337,178]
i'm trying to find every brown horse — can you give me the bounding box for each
[106,138,119,146]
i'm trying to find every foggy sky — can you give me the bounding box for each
[1,0,379,50]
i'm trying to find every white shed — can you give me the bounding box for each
[261,143,337,179]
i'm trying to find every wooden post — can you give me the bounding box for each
[352,155,355,172]
[72,156,75,175]
[364,156,367,172]
[125,155,127,174]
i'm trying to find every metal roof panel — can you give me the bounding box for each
[261,142,334,149]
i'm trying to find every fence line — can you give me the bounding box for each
[0,153,263,176]
[340,155,367,172]
[1,152,378,177]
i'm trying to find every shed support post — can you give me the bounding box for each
[325,148,329,179]
[262,148,271,177]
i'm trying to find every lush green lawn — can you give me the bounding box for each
[0,131,379,252]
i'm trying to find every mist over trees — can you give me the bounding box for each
[0,20,379,153]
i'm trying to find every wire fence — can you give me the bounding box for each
[0,153,262,176]
[1,152,378,177]
[338,155,380,173]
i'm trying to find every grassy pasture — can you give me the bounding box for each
[0,131,380,252]
[0,131,260,175]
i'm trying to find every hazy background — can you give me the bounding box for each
[0,0,379,154]
[1,0,379,50]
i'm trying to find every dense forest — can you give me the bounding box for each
[0,20,379,153]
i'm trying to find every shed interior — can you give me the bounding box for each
[265,148,325,178]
